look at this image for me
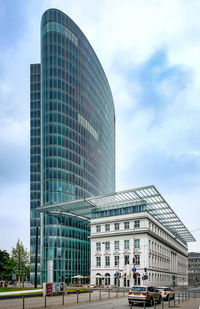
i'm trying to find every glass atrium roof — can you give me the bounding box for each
[39,185,195,244]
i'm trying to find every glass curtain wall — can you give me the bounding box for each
[30,8,115,283]
[30,64,41,283]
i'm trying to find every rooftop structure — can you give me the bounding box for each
[40,185,195,246]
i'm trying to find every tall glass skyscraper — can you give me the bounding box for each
[30,8,115,283]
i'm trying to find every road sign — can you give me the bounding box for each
[132,267,136,272]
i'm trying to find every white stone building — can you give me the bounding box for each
[39,185,195,286]
[90,186,195,287]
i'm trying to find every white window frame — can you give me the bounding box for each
[96,256,101,267]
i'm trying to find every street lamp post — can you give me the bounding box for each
[34,226,39,288]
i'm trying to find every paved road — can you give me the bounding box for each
[55,298,164,309]
[54,297,200,309]
[1,290,200,309]
[0,294,169,309]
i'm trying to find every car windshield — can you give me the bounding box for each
[131,287,146,292]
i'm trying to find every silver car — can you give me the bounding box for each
[128,286,162,306]
[157,287,175,301]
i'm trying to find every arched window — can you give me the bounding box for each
[96,273,102,286]
[105,273,110,286]
[124,273,127,287]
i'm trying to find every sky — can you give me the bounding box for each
[0,0,200,253]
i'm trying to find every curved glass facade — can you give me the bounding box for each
[41,9,115,205]
[42,213,90,283]
[30,8,116,283]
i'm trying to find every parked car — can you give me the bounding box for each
[157,287,175,301]
[128,286,162,306]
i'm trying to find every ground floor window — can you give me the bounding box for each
[96,273,103,286]
[105,273,110,286]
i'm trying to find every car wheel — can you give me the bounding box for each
[166,295,169,301]
[128,301,133,305]
[158,296,162,303]
[149,297,154,306]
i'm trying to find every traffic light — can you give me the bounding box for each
[172,275,176,288]
[142,275,148,280]
[133,257,135,264]
[144,268,147,273]
[133,273,136,279]
[114,271,121,279]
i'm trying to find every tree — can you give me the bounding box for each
[11,240,30,287]
[0,250,15,281]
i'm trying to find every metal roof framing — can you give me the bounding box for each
[39,185,195,243]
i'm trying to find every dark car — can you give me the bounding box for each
[128,286,162,306]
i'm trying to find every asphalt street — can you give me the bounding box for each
[55,297,170,309]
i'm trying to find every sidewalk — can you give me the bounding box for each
[169,298,200,309]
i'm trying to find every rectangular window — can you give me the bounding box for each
[96,256,101,267]
[134,220,140,228]
[124,255,129,265]
[105,242,110,250]
[114,223,119,231]
[134,239,140,249]
[135,255,140,265]
[124,221,129,229]
[114,241,119,250]
[96,225,101,233]
[114,256,119,266]
[105,256,110,266]
[105,224,110,232]
[124,240,129,249]
[96,242,101,251]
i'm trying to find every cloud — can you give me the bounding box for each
[0,183,29,253]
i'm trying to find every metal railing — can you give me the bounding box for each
[129,291,200,308]
[1,289,200,308]
[0,287,129,309]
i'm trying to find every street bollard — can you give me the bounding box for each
[162,297,164,309]
[99,290,101,300]
[143,300,146,308]
[168,295,170,307]
[188,291,190,299]
[62,293,64,305]
[185,292,187,301]
[45,295,47,307]
[182,293,184,302]
[116,289,118,298]
[173,294,175,306]
[89,291,91,302]
[154,298,156,309]
[77,290,79,303]
[194,291,196,298]
[108,289,110,298]
[178,293,180,304]
[123,289,125,296]
[22,295,25,309]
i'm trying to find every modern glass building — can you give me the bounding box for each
[30,63,41,283]
[30,8,115,283]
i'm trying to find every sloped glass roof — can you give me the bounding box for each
[39,185,195,244]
